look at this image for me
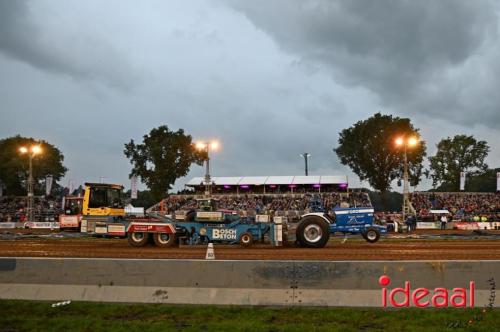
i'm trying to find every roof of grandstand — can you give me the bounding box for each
[185,175,348,186]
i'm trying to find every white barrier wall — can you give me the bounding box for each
[0,258,498,307]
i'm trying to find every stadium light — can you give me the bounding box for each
[19,143,43,222]
[196,142,207,150]
[408,137,418,147]
[196,139,220,196]
[31,145,42,154]
[210,141,219,150]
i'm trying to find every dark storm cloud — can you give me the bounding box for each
[227,0,500,127]
[0,0,136,89]
[1,0,498,193]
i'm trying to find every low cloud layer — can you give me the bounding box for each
[0,0,498,192]
[0,0,137,89]
[229,0,500,128]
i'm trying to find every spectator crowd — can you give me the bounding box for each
[159,192,372,216]
[411,192,500,220]
[0,196,61,222]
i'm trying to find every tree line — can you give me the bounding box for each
[0,114,496,205]
[335,112,492,195]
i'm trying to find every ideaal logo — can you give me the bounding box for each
[378,275,475,308]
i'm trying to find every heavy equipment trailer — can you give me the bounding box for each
[126,211,271,247]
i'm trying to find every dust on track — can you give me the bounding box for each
[1,236,500,260]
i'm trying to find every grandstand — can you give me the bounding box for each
[411,192,500,220]
[151,175,372,219]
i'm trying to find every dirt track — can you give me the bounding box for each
[1,236,500,260]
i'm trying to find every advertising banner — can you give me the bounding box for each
[131,176,138,199]
[455,222,479,230]
[69,180,75,195]
[460,172,466,191]
[45,175,53,196]
[416,222,439,229]
[26,222,60,229]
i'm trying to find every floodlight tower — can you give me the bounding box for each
[196,140,219,196]
[395,136,419,222]
[19,145,43,222]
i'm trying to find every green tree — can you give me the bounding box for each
[465,168,499,192]
[428,135,489,191]
[124,126,206,201]
[124,189,157,209]
[0,135,67,196]
[334,113,426,207]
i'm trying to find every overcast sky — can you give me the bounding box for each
[1,0,499,192]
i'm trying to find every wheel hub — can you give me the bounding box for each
[304,224,322,243]
[132,233,144,241]
[159,233,170,243]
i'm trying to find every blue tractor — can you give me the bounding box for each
[295,207,386,248]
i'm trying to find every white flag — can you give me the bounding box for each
[497,172,500,192]
[131,176,138,199]
[459,172,466,191]
[45,175,53,196]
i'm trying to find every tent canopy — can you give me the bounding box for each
[186,175,348,187]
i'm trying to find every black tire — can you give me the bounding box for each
[364,227,380,243]
[153,232,177,247]
[185,210,196,222]
[296,216,330,248]
[127,232,150,247]
[239,232,253,247]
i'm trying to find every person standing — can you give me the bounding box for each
[440,214,448,230]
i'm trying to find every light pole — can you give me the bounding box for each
[19,145,42,222]
[196,140,219,196]
[300,153,311,176]
[395,136,418,222]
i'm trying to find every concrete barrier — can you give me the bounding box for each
[0,257,498,307]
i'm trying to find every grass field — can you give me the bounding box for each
[0,300,499,331]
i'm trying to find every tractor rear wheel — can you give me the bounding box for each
[239,232,253,247]
[296,216,330,248]
[127,232,150,247]
[364,227,380,243]
[153,232,176,247]
[185,210,196,221]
